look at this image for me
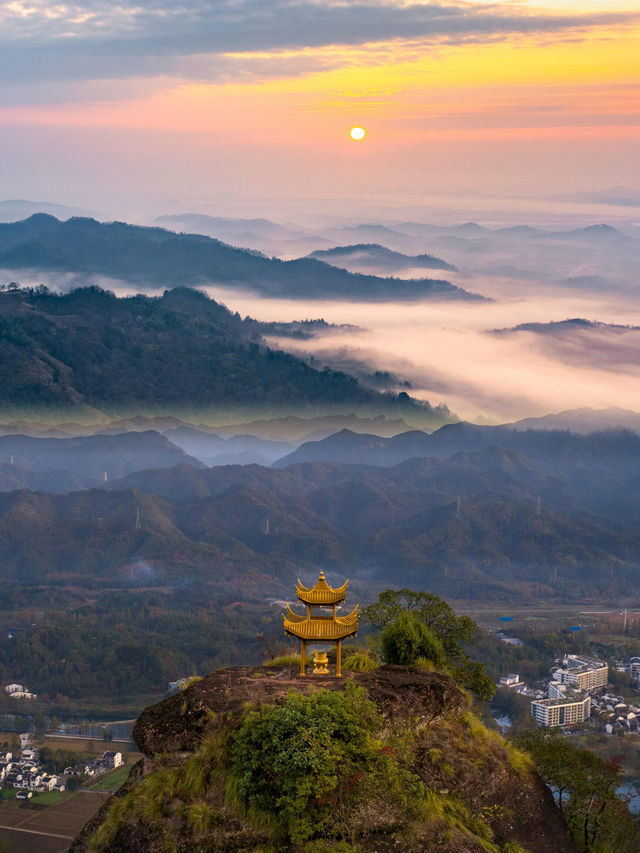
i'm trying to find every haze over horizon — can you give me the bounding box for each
[0,0,638,219]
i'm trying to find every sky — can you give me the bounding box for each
[0,0,639,218]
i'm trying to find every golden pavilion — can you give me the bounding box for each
[283,571,359,677]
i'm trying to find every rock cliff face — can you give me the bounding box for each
[71,665,577,853]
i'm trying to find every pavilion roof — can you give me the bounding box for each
[296,571,348,604]
[283,604,359,641]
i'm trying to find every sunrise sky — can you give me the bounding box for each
[1,0,638,218]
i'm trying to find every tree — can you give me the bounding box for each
[380,612,445,666]
[363,589,476,662]
[516,730,581,816]
[364,589,494,700]
[516,729,640,852]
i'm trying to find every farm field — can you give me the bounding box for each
[0,790,108,853]
[44,735,143,762]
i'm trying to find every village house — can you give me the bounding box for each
[3,683,37,700]
[590,691,640,734]
[498,673,523,688]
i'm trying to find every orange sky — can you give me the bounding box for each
[0,0,638,215]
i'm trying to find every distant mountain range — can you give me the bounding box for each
[493,318,640,335]
[562,186,640,208]
[0,430,203,491]
[155,213,307,244]
[320,221,629,243]
[507,407,640,434]
[307,243,457,273]
[274,423,640,491]
[0,413,415,442]
[1,442,639,597]
[0,214,479,301]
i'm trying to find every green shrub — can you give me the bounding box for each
[380,612,446,667]
[230,685,381,843]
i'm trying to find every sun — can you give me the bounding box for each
[349,126,366,141]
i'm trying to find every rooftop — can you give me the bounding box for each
[295,571,349,605]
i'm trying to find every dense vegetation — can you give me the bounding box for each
[0,587,267,709]
[0,285,390,410]
[0,215,473,300]
[80,680,539,853]
[2,446,639,596]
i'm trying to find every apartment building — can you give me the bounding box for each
[531,692,591,727]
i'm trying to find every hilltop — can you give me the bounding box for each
[70,665,575,853]
[307,243,458,273]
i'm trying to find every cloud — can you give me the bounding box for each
[0,0,638,91]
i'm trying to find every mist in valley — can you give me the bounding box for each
[196,213,640,423]
[3,206,640,424]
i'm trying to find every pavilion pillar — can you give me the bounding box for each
[300,639,306,676]
[336,639,342,677]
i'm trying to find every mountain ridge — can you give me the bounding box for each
[307,242,458,273]
[0,215,480,301]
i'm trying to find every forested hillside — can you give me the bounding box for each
[1,449,639,597]
[0,286,450,423]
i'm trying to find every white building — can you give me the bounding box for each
[102,751,123,769]
[531,692,591,727]
[499,673,522,687]
[552,654,608,690]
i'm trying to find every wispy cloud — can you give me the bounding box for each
[1,0,637,90]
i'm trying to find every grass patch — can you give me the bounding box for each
[0,789,16,801]
[343,651,379,672]
[177,676,202,691]
[265,654,308,668]
[31,790,64,805]
[85,764,131,792]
